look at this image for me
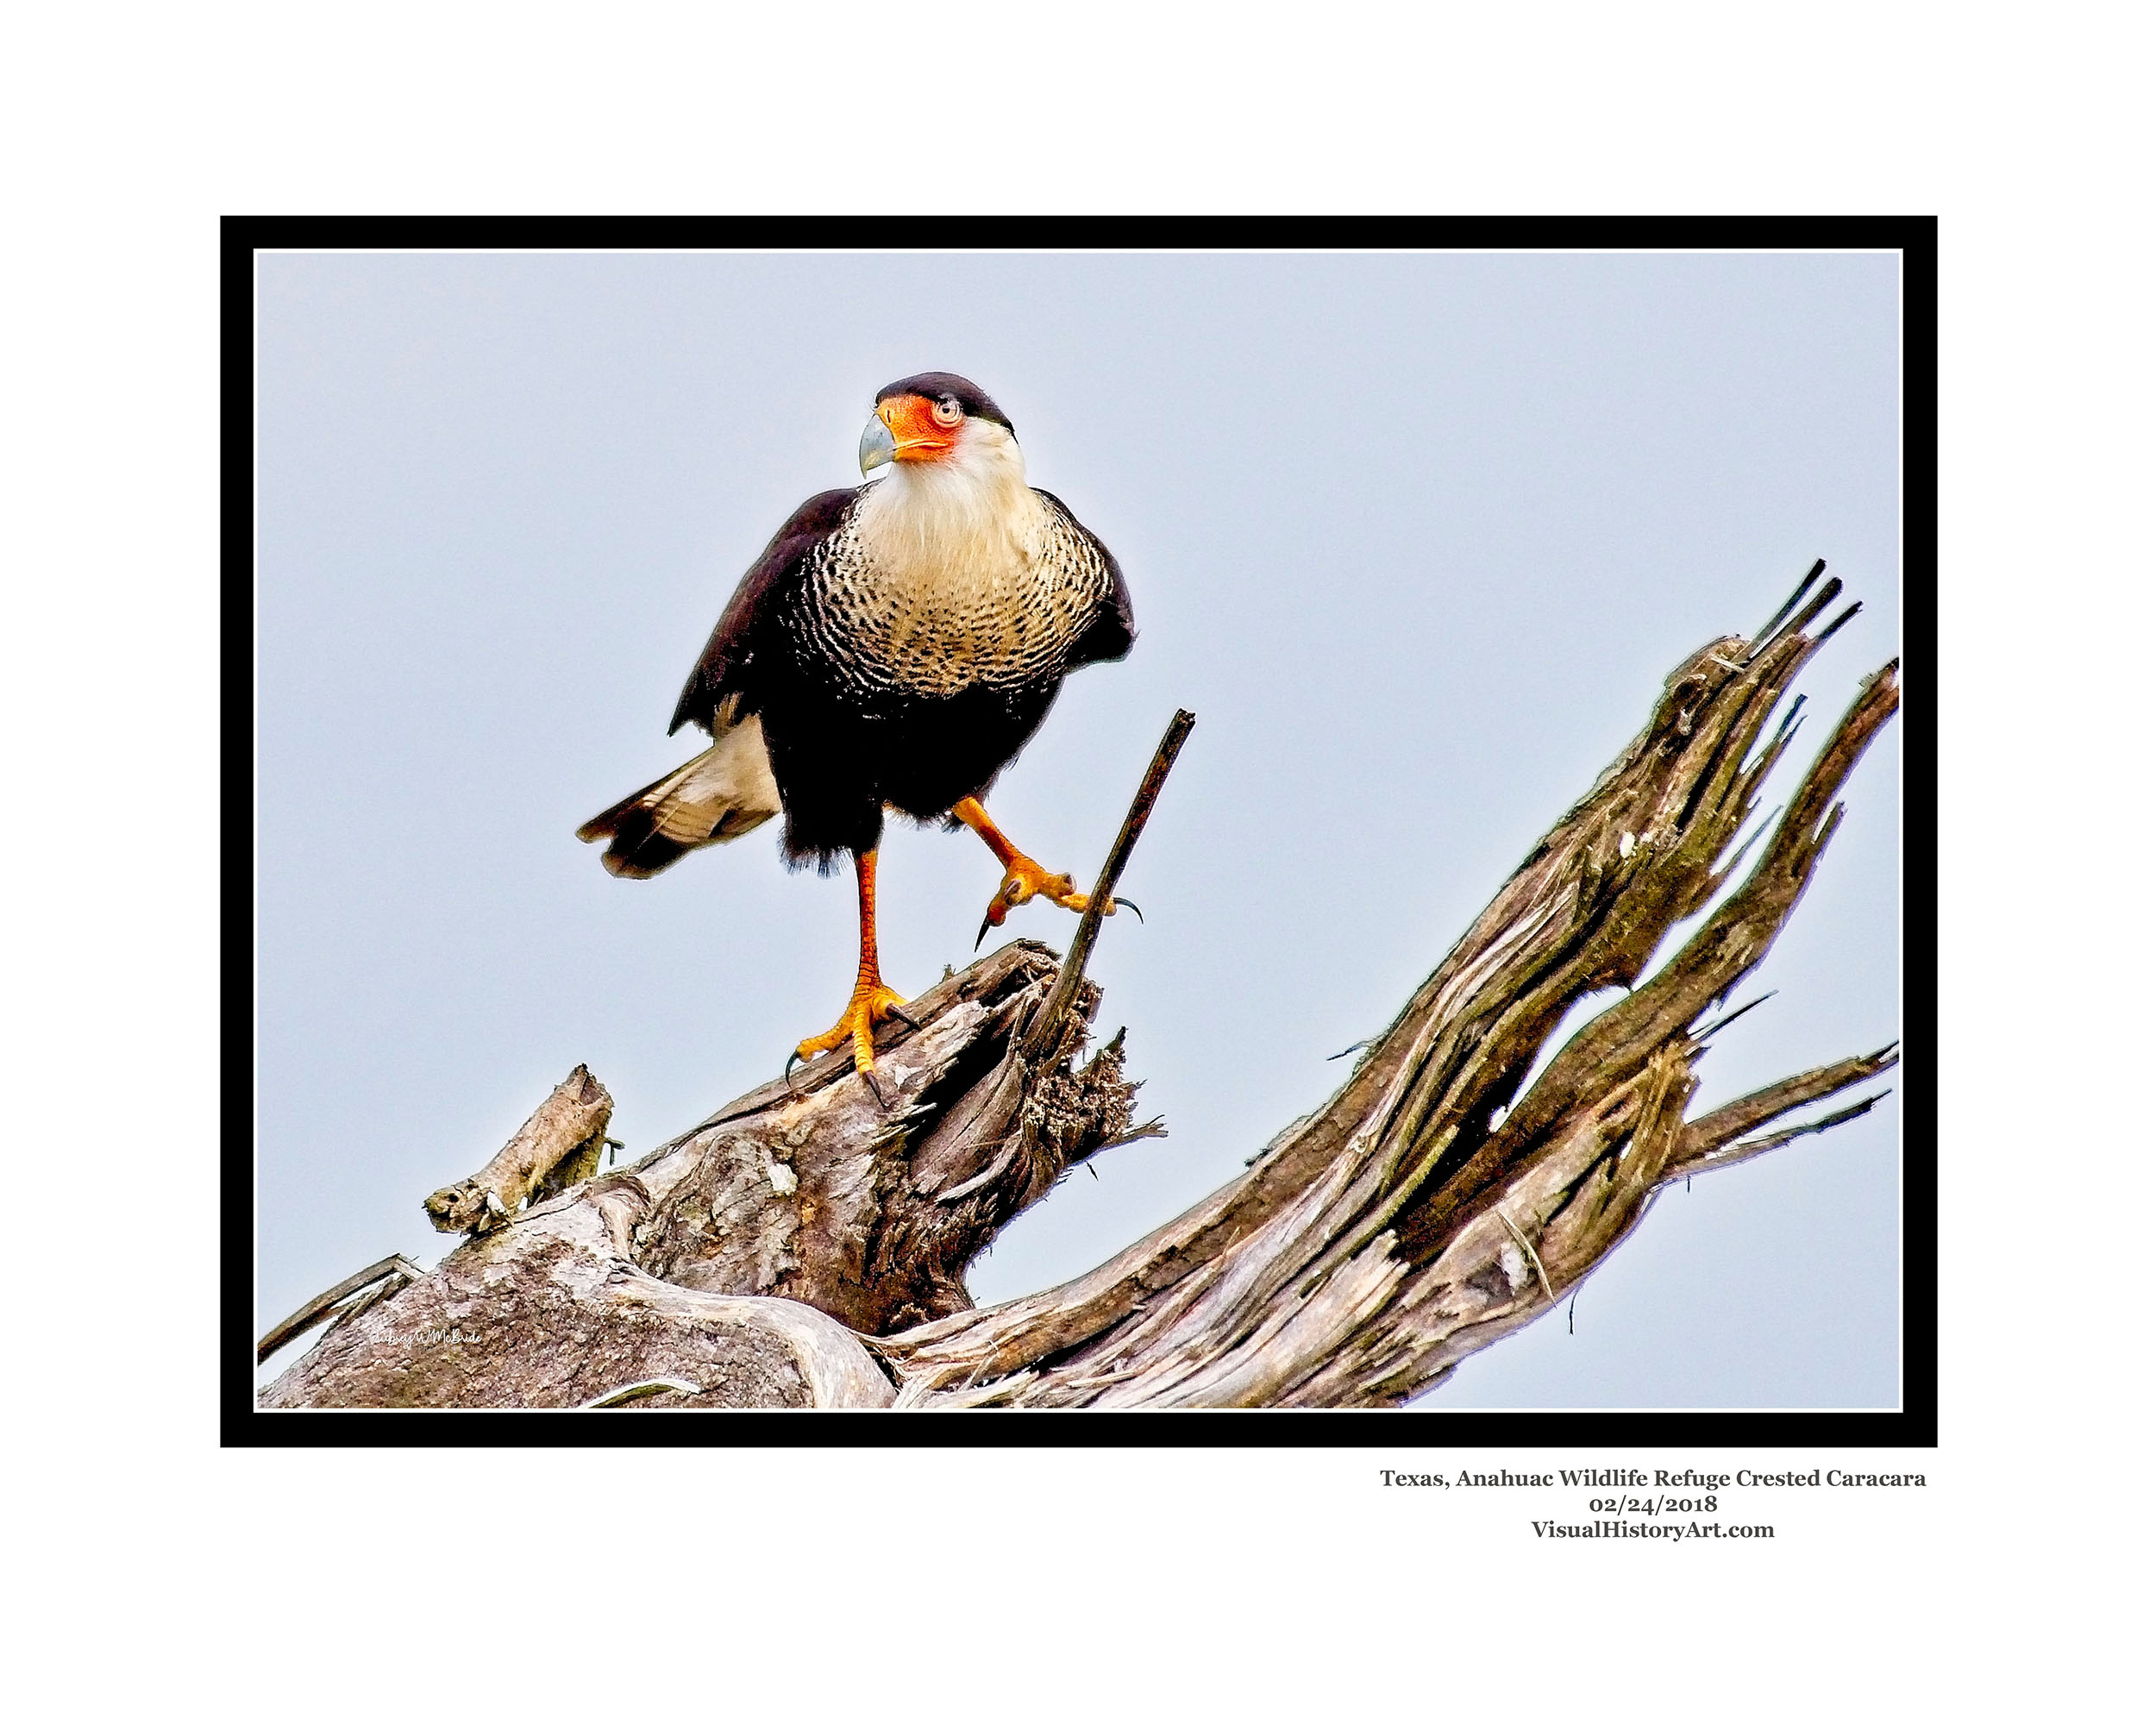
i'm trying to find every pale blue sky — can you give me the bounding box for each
[254,249,1902,1408]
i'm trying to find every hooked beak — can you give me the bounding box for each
[859,414,897,476]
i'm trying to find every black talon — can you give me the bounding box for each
[783,1050,805,1090]
[860,1063,889,1108]
[887,1002,922,1032]
[1112,896,1144,923]
[975,879,1023,950]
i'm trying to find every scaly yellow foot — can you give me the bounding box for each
[978,852,1106,945]
[794,977,912,1074]
[952,797,1138,950]
[789,847,918,1082]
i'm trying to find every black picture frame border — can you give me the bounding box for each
[228,213,1935,1450]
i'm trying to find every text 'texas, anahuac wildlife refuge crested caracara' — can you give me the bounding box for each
[578,373,1137,1077]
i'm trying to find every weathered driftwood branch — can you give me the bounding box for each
[874,563,1899,1407]
[260,568,1899,1410]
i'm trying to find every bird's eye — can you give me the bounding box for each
[931,397,964,427]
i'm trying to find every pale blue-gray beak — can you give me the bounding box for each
[858,415,896,475]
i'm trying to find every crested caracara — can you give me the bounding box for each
[578,373,1136,1075]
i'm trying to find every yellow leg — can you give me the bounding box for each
[952,796,1110,944]
[793,847,909,1073]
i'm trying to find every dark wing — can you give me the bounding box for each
[667,488,857,736]
[1035,488,1136,670]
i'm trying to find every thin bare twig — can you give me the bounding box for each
[1024,709,1197,1060]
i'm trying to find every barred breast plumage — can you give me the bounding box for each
[787,492,1114,705]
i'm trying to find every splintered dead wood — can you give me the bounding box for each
[259,720,1196,1408]
[877,565,1901,1408]
[260,940,1154,1408]
[615,711,1197,1336]
[261,573,1899,1414]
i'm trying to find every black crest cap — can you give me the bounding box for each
[874,373,1013,432]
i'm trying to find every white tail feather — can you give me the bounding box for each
[648,715,783,843]
[578,710,783,876]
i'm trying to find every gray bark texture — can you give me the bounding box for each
[260,567,1899,1412]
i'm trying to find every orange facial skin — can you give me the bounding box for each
[878,392,961,462]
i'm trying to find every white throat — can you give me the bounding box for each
[855,419,1044,590]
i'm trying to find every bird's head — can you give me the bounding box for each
[859,373,1018,479]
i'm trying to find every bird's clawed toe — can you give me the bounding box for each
[975,854,1106,948]
[794,980,912,1076]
